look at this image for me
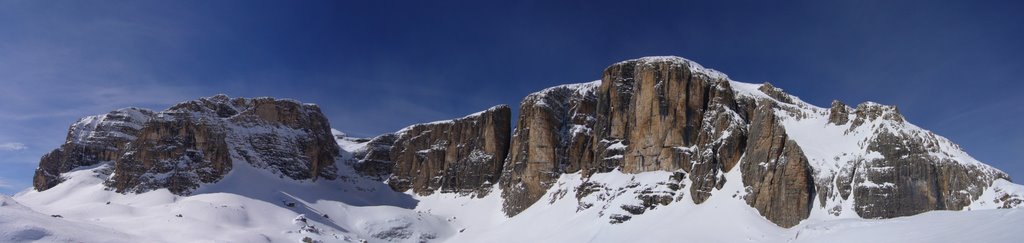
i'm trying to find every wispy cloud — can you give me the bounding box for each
[0,178,14,189]
[0,143,27,151]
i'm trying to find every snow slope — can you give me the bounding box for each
[5,124,1024,242]
[4,78,1023,242]
[12,152,447,243]
[0,195,140,243]
[416,167,1024,243]
[731,79,1016,219]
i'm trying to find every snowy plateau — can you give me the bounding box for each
[2,56,1024,243]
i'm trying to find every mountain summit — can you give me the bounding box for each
[7,56,1023,242]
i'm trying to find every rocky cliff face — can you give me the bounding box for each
[499,56,1014,227]
[34,108,154,190]
[500,82,600,215]
[593,58,738,175]
[349,133,397,181]
[34,95,339,195]
[32,56,1020,229]
[739,102,814,227]
[825,102,1008,218]
[387,105,512,196]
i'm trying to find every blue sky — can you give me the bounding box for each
[1,0,1022,195]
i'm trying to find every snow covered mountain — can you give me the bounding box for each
[3,56,1023,243]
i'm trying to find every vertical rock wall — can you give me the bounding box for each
[388,105,512,196]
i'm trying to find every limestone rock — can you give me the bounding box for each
[687,81,747,203]
[828,100,850,125]
[500,81,600,215]
[849,102,904,130]
[105,118,232,194]
[32,55,1021,230]
[593,57,726,174]
[497,56,1018,227]
[756,82,795,105]
[34,95,340,195]
[590,57,750,205]
[34,108,154,190]
[388,105,511,196]
[847,107,1006,218]
[351,134,398,180]
[739,102,814,227]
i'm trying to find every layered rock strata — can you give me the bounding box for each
[498,56,1011,227]
[35,95,339,194]
[386,105,512,196]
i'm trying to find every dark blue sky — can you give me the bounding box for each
[1,1,1022,194]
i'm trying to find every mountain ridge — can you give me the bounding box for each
[11,56,1024,242]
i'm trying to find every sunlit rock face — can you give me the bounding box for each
[500,81,600,215]
[496,56,1013,227]
[32,56,1020,229]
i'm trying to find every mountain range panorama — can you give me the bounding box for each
[31,56,1024,229]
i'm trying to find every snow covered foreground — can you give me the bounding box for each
[4,158,1024,243]
[5,77,1024,243]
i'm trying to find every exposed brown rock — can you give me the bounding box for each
[35,95,340,195]
[757,82,800,105]
[388,105,511,196]
[828,100,850,125]
[687,82,747,203]
[34,108,154,191]
[105,118,232,194]
[168,95,339,182]
[997,193,1023,209]
[500,57,816,225]
[500,82,599,215]
[502,57,757,216]
[594,58,717,173]
[34,56,1019,230]
[851,126,1007,218]
[739,102,814,228]
[592,57,752,205]
[849,102,904,130]
[495,57,1014,227]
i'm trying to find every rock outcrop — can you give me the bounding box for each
[739,102,814,227]
[105,117,233,194]
[828,100,850,125]
[499,57,816,224]
[497,56,1013,227]
[34,108,154,190]
[500,82,600,215]
[350,134,398,180]
[838,102,1007,218]
[387,105,512,196]
[34,95,340,195]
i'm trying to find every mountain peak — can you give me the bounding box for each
[18,56,1024,242]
